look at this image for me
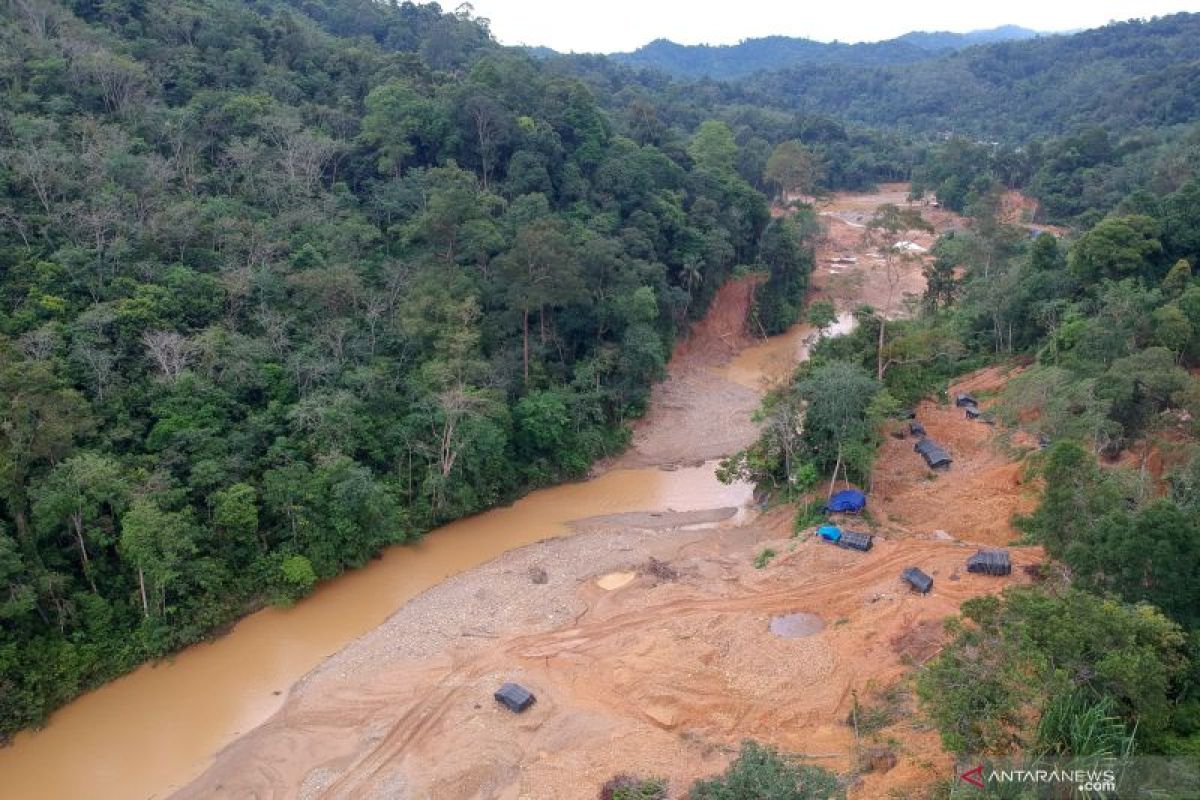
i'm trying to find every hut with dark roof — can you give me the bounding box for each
[839,530,874,552]
[966,549,1011,576]
[902,567,933,594]
[914,438,952,469]
[494,682,536,713]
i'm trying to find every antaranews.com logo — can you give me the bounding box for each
[959,763,1116,793]
[954,756,1198,798]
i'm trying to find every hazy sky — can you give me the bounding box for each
[466,1,1200,53]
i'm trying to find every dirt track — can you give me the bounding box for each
[178,509,1039,800]
[177,189,1041,800]
[873,367,1041,546]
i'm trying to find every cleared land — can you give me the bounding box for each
[178,189,1043,800]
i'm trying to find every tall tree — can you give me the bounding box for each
[763,139,819,202]
[687,120,738,176]
[864,205,933,379]
[32,454,127,594]
[0,348,93,550]
[119,499,197,619]
[498,219,583,383]
[794,361,881,495]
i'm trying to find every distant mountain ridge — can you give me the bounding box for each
[895,25,1042,51]
[540,13,1200,142]
[596,26,1042,79]
[733,13,1200,140]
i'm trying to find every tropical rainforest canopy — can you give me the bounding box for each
[3,2,1200,773]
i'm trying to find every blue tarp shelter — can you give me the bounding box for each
[817,525,842,543]
[826,489,866,513]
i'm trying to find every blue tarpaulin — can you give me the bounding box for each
[826,489,866,513]
[818,525,842,542]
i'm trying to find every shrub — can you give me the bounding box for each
[690,740,843,799]
[277,554,317,602]
[792,500,825,534]
[598,774,668,800]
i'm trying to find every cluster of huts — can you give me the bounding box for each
[903,392,996,469]
[902,551,1012,594]
[494,480,1017,714]
[902,548,1012,594]
[816,485,1013,597]
[818,524,874,552]
[818,489,875,551]
[957,392,998,426]
[904,408,952,469]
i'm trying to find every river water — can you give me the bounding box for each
[0,315,846,800]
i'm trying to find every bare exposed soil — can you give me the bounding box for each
[615,186,967,473]
[808,183,959,318]
[179,509,1039,800]
[178,189,1043,800]
[604,278,765,471]
[816,183,964,237]
[872,366,1042,547]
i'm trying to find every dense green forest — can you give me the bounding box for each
[545,14,1200,143]
[911,125,1200,226]
[733,14,1200,141]
[0,0,819,740]
[546,15,1200,219]
[4,2,1200,784]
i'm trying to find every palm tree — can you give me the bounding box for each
[681,257,704,303]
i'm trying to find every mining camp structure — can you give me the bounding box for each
[914,438,952,469]
[817,525,874,552]
[825,488,866,514]
[902,567,934,594]
[494,683,536,713]
[966,549,1012,576]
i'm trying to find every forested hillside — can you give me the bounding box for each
[736,13,1200,140]
[607,26,1039,80]
[545,14,1200,223]
[724,148,1200,773]
[553,14,1200,143]
[613,36,935,80]
[0,0,812,740]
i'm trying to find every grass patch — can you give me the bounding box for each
[792,500,826,535]
[849,684,911,736]
[754,548,777,569]
[599,775,668,800]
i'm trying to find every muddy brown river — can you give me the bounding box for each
[0,315,851,800]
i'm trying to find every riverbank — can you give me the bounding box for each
[179,506,1040,799]
[0,187,1009,800]
[175,192,1046,798]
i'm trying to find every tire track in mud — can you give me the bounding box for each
[307,539,1040,799]
[175,190,1033,800]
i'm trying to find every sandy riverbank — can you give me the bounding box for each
[177,189,1044,799]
